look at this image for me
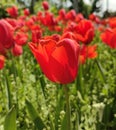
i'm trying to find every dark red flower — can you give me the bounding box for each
[29,38,80,84]
[24,8,30,16]
[0,19,14,49]
[32,30,42,43]
[11,44,23,56]
[42,1,49,10]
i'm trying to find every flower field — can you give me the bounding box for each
[0,1,116,130]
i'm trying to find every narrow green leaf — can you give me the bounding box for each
[26,99,46,130]
[61,113,67,130]
[5,74,12,110]
[55,87,64,130]
[4,106,17,130]
[95,59,106,82]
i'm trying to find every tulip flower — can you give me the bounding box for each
[0,55,5,70]
[29,38,80,84]
[11,44,23,56]
[65,9,76,21]
[42,1,49,10]
[109,17,116,28]
[14,32,28,46]
[0,19,14,49]
[79,44,97,64]
[6,6,18,18]
[24,8,30,16]
[101,28,116,49]
[74,19,94,44]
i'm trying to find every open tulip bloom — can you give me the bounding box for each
[29,38,80,84]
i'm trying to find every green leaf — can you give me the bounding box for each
[26,99,46,130]
[61,113,67,130]
[4,106,17,130]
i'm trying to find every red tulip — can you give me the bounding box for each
[89,13,100,24]
[79,44,97,64]
[75,19,94,44]
[109,17,116,28]
[42,1,49,10]
[0,19,14,49]
[75,13,84,23]
[6,6,18,18]
[15,32,28,46]
[0,55,5,70]
[58,9,66,21]
[101,28,116,49]
[32,30,42,43]
[11,44,23,56]
[24,8,30,16]
[29,38,80,84]
[66,10,76,21]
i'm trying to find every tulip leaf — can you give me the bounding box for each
[61,113,67,130]
[26,99,46,130]
[4,106,17,130]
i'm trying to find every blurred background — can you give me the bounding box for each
[0,0,116,19]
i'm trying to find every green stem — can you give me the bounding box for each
[63,85,71,130]
[5,73,12,110]
[95,59,106,82]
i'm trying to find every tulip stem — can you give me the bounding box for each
[63,85,71,130]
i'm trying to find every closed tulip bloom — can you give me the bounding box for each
[42,1,49,10]
[11,44,23,56]
[29,38,80,84]
[24,8,30,16]
[0,19,14,49]
[15,32,28,46]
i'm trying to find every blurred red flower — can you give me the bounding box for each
[58,9,66,21]
[0,19,14,49]
[101,28,116,49]
[14,32,28,46]
[24,8,30,16]
[79,44,97,64]
[89,13,100,24]
[11,44,23,56]
[109,17,116,28]
[0,55,5,70]
[32,30,42,43]
[75,19,95,44]
[42,1,49,10]
[29,38,80,84]
[6,6,18,18]
[66,9,76,21]
[75,13,84,23]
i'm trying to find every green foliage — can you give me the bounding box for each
[26,99,46,130]
[0,1,116,130]
[4,106,17,130]
[90,0,101,13]
[0,4,9,18]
